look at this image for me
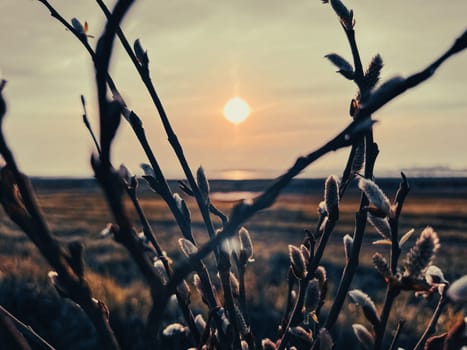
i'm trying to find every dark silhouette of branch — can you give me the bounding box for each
[358,29,467,117]
[143,116,374,334]
[389,320,405,350]
[95,0,219,245]
[0,305,54,350]
[0,308,33,350]
[35,0,196,244]
[0,84,120,349]
[374,174,410,350]
[81,95,102,156]
[413,290,449,350]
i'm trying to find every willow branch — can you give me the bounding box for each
[0,87,120,349]
[0,305,54,350]
[413,291,449,350]
[35,0,194,242]
[95,0,218,244]
[358,29,467,117]
[140,117,373,334]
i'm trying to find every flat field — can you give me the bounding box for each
[0,178,466,349]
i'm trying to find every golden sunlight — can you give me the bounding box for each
[223,97,251,125]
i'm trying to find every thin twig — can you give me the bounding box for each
[95,0,218,245]
[0,305,54,350]
[389,320,405,350]
[0,82,121,350]
[277,279,307,350]
[0,308,33,350]
[413,290,449,350]
[374,287,400,350]
[81,95,101,156]
[35,0,195,243]
[358,29,467,117]
[143,117,372,334]
[374,174,410,349]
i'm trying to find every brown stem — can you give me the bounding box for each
[374,287,400,350]
[413,290,448,350]
[144,118,369,335]
[277,278,307,350]
[374,174,410,349]
[0,85,121,350]
[323,134,379,330]
[358,29,467,117]
[35,0,195,244]
[0,306,34,350]
[218,252,242,349]
[309,219,337,273]
[389,320,405,350]
[389,173,410,273]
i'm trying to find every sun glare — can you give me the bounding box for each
[223,97,250,125]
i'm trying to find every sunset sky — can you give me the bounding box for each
[0,1,466,179]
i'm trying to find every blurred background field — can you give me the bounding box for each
[0,177,466,349]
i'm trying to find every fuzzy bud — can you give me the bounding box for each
[162,323,187,337]
[348,290,380,327]
[300,244,310,266]
[118,164,133,187]
[447,275,467,303]
[318,329,334,350]
[372,253,391,280]
[425,265,448,286]
[173,193,191,221]
[261,338,277,350]
[304,279,320,312]
[71,18,84,33]
[197,166,210,202]
[358,178,391,216]
[403,226,440,279]
[315,266,327,286]
[363,76,405,113]
[367,214,391,239]
[364,54,384,91]
[153,258,168,285]
[289,245,307,280]
[330,0,354,29]
[133,39,149,67]
[325,53,354,80]
[399,228,415,247]
[352,324,374,350]
[140,163,155,178]
[324,175,340,222]
[289,326,312,342]
[343,234,353,263]
[239,227,254,262]
[351,139,365,174]
[179,238,198,257]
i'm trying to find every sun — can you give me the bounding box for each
[223,97,251,125]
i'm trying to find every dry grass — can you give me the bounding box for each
[0,179,465,348]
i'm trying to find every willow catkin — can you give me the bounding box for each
[403,226,440,278]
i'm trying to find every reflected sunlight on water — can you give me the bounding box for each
[213,169,273,180]
[210,191,261,202]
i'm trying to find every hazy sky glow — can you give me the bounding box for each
[0,1,466,179]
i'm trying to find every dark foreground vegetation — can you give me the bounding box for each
[1,0,466,349]
[1,178,467,349]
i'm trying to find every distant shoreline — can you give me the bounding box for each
[30,177,467,196]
